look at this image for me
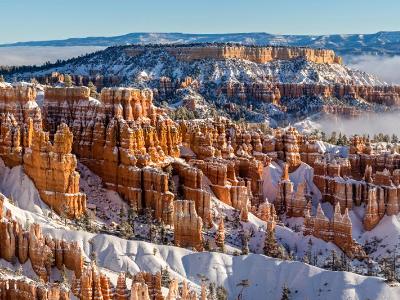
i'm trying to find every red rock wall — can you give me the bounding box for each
[125,45,342,64]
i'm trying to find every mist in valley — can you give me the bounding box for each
[0,46,105,66]
[345,54,400,84]
[314,111,400,137]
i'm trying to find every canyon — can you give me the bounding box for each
[1,44,400,299]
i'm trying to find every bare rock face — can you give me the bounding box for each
[252,200,277,232]
[173,200,203,251]
[0,84,42,127]
[304,203,366,259]
[363,188,382,231]
[313,150,400,231]
[286,181,309,217]
[222,82,400,106]
[23,122,86,218]
[174,163,212,226]
[43,87,181,222]
[132,271,163,300]
[0,277,70,300]
[126,45,342,64]
[0,85,87,219]
[0,205,83,282]
[0,218,15,261]
[29,223,53,281]
[116,272,130,300]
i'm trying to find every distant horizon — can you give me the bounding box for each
[0,0,398,44]
[2,30,400,46]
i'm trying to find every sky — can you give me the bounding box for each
[0,0,399,44]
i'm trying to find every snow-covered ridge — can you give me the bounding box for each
[6,45,385,87]
[2,31,400,56]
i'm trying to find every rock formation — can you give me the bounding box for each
[173,200,203,251]
[0,277,70,300]
[43,87,181,222]
[0,198,83,281]
[125,44,342,64]
[304,203,366,259]
[314,153,400,230]
[23,122,86,218]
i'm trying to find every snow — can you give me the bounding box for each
[0,158,48,215]
[315,141,349,157]
[262,161,321,203]
[0,157,399,299]
[8,224,393,300]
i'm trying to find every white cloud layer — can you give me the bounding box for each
[346,55,400,84]
[316,112,400,136]
[0,46,106,66]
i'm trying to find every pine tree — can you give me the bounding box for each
[216,286,228,300]
[160,221,167,244]
[127,207,136,236]
[263,230,281,258]
[64,74,73,87]
[120,220,133,239]
[204,238,211,251]
[87,81,98,98]
[241,233,249,255]
[306,238,313,264]
[161,266,171,287]
[281,283,291,300]
[392,134,399,143]
[208,282,216,300]
[119,207,126,222]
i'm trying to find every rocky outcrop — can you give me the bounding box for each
[0,85,87,218]
[174,163,212,226]
[222,82,400,106]
[0,277,70,300]
[71,264,199,300]
[43,87,181,221]
[173,200,203,251]
[252,200,277,232]
[0,199,83,281]
[0,84,42,128]
[304,203,366,259]
[125,45,342,64]
[23,122,86,218]
[313,155,400,230]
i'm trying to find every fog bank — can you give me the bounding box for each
[0,46,106,66]
[315,112,400,137]
[345,55,400,84]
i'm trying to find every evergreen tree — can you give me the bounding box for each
[160,221,167,244]
[306,238,313,264]
[161,266,171,287]
[392,134,399,144]
[120,219,133,239]
[216,286,228,300]
[119,207,126,222]
[281,283,291,300]
[204,238,211,251]
[127,207,136,235]
[208,282,216,300]
[87,81,98,98]
[241,233,249,255]
[64,74,73,87]
[329,131,337,144]
[263,230,281,258]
